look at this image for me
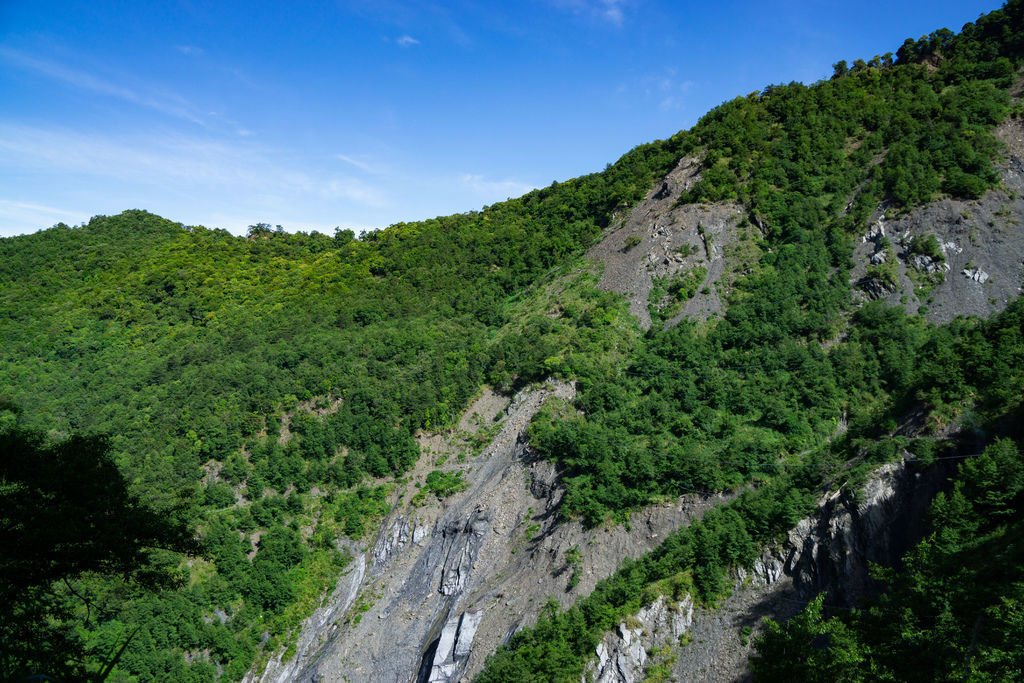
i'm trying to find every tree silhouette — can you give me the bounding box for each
[1,427,198,681]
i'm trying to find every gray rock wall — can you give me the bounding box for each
[245,380,725,683]
[582,457,949,683]
[587,155,747,329]
[586,595,694,683]
[852,118,1024,324]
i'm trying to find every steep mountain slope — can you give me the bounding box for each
[586,155,747,328]
[850,117,1024,324]
[476,3,1024,681]
[0,148,682,680]
[2,2,1024,682]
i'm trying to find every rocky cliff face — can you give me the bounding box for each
[587,155,749,329]
[243,116,1024,683]
[578,456,952,683]
[852,118,1024,324]
[757,460,945,608]
[585,595,694,683]
[246,380,728,683]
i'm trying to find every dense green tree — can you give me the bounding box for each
[2,1,1023,679]
[0,426,198,681]
[753,438,1024,682]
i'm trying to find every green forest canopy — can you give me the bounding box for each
[1,1,1022,680]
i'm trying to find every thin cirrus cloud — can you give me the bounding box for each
[0,120,536,236]
[395,35,421,47]
[646,70,695,111]
[0,123,392,234]
[0,200,85,236]
[0,124,260,185]
[175,45,205,57]
[613,69,695,112]
[336,153,387,174]
[324,178,386,205]
[0,124,390,204]
[549,0,629,26]
[458,173,536,198]
[0,46,206,126]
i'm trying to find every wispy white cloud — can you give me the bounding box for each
[619,68,695,111]
[341,2,470,46]
[0,125,391,232]
[0,125,247,185]
[598,0,626,26]
[549,0,629,26]
[0,199,81,219]
[176,45,204,57]
[336,153,386,174]
[458,173,535,198]
[203,109,256,137]
[0,47,206,125]
[0,199,86,235]
[324,178,387,205]
[0,124,547,237]
[654,72,694,111]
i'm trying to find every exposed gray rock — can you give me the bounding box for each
[908,252,949,275]
[373,515,430,570]
[593,625,646,683]
[425,610,482,683]
[585,595,694,683]
[963,267,990,283]
[765,461,925,606]
[527,458,559,503]
[862,220,886,243]
[438,510,489,596]
[571,456,952,683]
[858,274,897,299]
[587,155,748,328]
[851,118,1024,323]
[453,610,481,659]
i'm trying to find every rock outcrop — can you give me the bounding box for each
[586,595,694,683]
[373,516,430,570]
[583,456,951,683]
[423,610,482,683]
[851,117,1024,323]
[246,380,726,682]
[754,459,943,606]
[587,155,749,329]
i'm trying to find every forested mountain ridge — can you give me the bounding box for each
[2,1,1024,681]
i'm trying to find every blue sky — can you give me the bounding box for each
[0,0,1004,237]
